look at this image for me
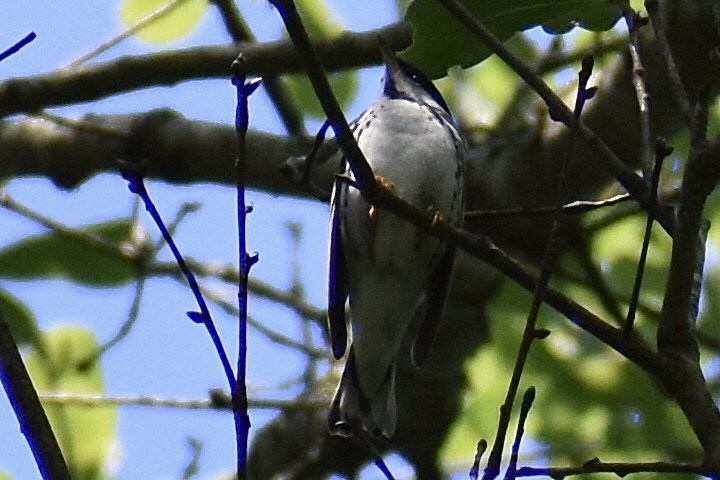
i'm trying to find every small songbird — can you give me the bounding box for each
[327,42,466,439]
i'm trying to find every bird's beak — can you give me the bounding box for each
[378,37,400,70]
[378,36,401,92]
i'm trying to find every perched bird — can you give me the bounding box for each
[327,43,466,439]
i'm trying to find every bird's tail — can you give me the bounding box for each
[328,349,397,439]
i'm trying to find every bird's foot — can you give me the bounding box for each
[414,207,445,247]
[428,207,445,228]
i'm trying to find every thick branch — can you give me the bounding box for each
[0,111,322,192]
[0,23,411,119]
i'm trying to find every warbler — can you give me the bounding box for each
[327,43,465,439]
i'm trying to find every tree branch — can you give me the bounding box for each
[0,23,411,119]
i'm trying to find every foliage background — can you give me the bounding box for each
[1,0,719,479]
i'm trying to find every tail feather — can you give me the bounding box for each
[328,349,397,438]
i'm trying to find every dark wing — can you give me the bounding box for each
[411,244,456,366]
[327,175,349,359]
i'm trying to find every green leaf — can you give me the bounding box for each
[404,0,624,78]
[0,288,39,346]
[25,326,117,480]
[0,219,137,287]
[442,279,695,470]
[288,0,359,118]
[119,0,209,45]
[541,1,624,34]
[295,0,343,37]
[287,71,358,119]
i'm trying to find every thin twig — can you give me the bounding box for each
[212,0,306,136]
[231,61,262,479]
[149,259,326,323]
[484,56,596,480]
[118,160,239,459]
[470,440,489,480]
[517,458,708,478]
[504,387,536,480]
[196,278,330,359]
[0,31,36,63]
[65,0,190,68]
[644,0,692,124]
[0,316,71,480]
[37,392,326,411]
[623,7,653,181]
[464,194,631,220]
[625,139,669,334]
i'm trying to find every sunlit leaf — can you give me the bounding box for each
[0,220,137,287]
[25,326,116,480]
[119,0,209,45]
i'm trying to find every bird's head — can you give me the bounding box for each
[379,41,451,115]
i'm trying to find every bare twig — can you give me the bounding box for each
[65,0,191,68]
[625,139,669,334]
[38,392,326,411]
[504,387,536,480]
[470,440,489,480]
[645,0,692,123]
[517,458,708,478]
[230,61,262,479]
[623,7,653,181]
[0,31,36,62]
[212,0,306,136]
[464,194,631,220]
[150,259,326,322]
[483,55,596,480]
[118,159,240,465]
[0,315,71,480]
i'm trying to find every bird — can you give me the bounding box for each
[326,41,466,439]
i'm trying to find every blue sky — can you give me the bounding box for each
[0,1,399,478]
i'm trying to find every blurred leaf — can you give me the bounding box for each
[287,70,359,119]
[0,472,10,480]
[0,219,136,287]
[119,0,208,44]
[26,326,116,480]
[442,278,695,470]
[436,44,519,127]
[404,0,624,78]
[288,0,358,118]
[295,0,343,37]
[0,288,39,346]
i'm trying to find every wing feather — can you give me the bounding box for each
[327,177,349,359]
[411,244,456,366]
